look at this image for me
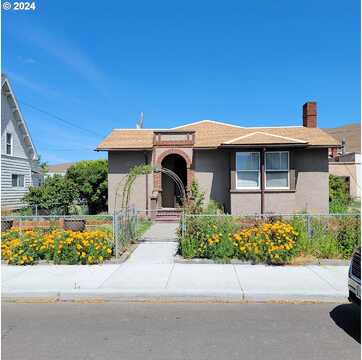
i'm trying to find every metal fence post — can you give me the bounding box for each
[181,212,185,239]
[114,211,119,259]
[306,214,312,239]
[182,212,187,239]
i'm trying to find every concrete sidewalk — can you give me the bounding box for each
[2,262,349,302]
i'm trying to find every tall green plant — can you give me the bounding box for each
[329,175,350,213]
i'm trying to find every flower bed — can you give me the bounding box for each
[1,228,113,265]
[179,214,360,264]
[180,217,297,264]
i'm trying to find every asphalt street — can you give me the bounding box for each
[2,302,360,360]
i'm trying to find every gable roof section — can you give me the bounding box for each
[98,129,154,149]
[1,74,38,160]
[97,120,340,150]
[223,131,307,145]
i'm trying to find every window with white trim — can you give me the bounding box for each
[12,174,25,187]
[265,151,289,189]
[236,152,260,189]
[6,132,12,155]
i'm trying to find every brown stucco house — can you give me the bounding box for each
[97,102,339,215]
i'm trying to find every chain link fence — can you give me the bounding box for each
[1,207,148,259]
[1,202,89,216]
[181,212,361,242]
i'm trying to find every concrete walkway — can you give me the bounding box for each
[128,222,179,264]
[1,222,350,302]
[140,222,179,242]
[2,263,349,302]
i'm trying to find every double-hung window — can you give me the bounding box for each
[265,151,289,189]
[12,174,25,187]
[6,133,12,155]
[236,152,260,189]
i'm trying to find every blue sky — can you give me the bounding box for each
[2,0,360,164]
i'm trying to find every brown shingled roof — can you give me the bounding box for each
[47,163,75,173]
[96,120,340,150]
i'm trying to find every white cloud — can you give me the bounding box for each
[5,71,61,98]
[17,27,109,98]
[17,56,37,64]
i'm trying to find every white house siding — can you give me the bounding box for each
[1,155,32,209]
[1,77,39,209]
[1,92,29,158]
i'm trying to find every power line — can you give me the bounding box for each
[38,148,95,152]
[19,100,104,138]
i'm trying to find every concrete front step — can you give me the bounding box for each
[155,208,182,222]
[155,217,180,223]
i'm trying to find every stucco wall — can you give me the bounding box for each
[193,149,230,211]
[108,147,329,215]
[230,148,329,215]
[293,148,329,213]
[108,151,152,213]
[230,192,261,214]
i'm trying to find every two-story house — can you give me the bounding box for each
[1,74,41,209]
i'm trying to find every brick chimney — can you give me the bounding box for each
[303,102,317,128]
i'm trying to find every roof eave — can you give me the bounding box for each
[219,143,308,148]
[2,76,39,160]
[95,147,153,151]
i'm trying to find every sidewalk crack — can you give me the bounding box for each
[164,263,175,289]
[306,266,339,291]
[97,265,123,289]
[232,265,245,300]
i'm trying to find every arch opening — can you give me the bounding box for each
[161,153,187,208]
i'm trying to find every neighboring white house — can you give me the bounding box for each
[45,163,74,177]
[1,74,42,209]
[329,152,361,200]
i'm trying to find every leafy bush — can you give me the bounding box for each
[66,160,108,214]
[329,175,350,213]
[291,215,360,259]
[180,214,360,262]
[1,229,113,265]
[179,216,298,264]
[23,175,79,215]
[336,216,361,258]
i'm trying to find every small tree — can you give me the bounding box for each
[66,160,108,214]
[23,175,79,214]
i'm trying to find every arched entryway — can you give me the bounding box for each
[161,154,187,208]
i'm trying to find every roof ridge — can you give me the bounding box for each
[224,131,308,144]
[172,119,246,129]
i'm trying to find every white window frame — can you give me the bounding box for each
[235,151,261,190]
[12,174,25,187]
[6,132,13,155]
[265,151,290,190]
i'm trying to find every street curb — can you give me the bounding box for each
[1,289,347,303]
[174,256,349,266]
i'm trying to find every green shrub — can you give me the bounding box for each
[23,175,79,215]
[329,175,350,213]
[335,216,361,258]
[180,213,360,262]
